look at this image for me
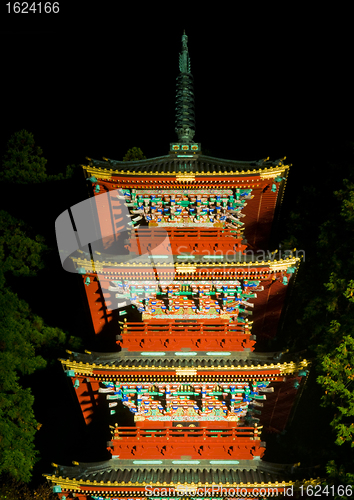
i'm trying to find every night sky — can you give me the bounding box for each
[2,9,352,181]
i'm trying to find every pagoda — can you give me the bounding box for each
[47,32,319,499]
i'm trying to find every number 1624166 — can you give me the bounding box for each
[6,2,59,13]
[299,484,353,497]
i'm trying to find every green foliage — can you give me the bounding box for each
[323,461,354,500]
[47,163,78,181]
[314,178,354,452]
[0,283,70,482]
[343,280,354,303]
[0,130,47,184]
[0,211,47,283]
[323,273,349,314]
[326,460,354,486]
[0,131,81,483]
[0,209,80,482]
[317,335,354,447]
[279,142,354,481]
[0,130,77,183]
[122,147,146,162]
[0,292,40,481]
[312,177,354,475]
[334,178,354,223]
[0,287,67,372]
[0,382,38,481]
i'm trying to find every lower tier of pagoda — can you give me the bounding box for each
[46,459,321,500]
[61,351,309,430]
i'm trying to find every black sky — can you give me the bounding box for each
[2,7,352,163]
[1,7,353,215]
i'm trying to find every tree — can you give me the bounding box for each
[277,141,354,483]
[0,130,77,184]
[317,335,354,447]
[0,210,80,482]
[325,460,354,497]
[0,476,57,499]
[1,130,48,184]
[0,211,46,286]
[122,147,146,162]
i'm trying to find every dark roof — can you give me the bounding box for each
[73,252,301,268]
[63,350,307,370]
[84,154,289,176]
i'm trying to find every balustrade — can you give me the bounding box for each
[112,426,259,440]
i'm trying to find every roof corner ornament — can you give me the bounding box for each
[255,157,270,167]
[274,157,286,166]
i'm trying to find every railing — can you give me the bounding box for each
[132,227,242,239]
[112,426,260,440]
[122,321,248,335]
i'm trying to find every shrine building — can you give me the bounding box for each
[46,32,319,499]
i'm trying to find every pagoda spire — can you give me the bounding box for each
[174,30,196,144]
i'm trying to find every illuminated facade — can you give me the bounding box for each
[46,32,318,499]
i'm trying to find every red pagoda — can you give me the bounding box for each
[46,32,318,499]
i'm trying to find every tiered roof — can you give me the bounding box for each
[81,155,289,252]
[72,255,300,339]
[62,349,307,372]
[47,32,315,499]
[45,459,320,498]
[84,154,289,176]
[61,350,309,433]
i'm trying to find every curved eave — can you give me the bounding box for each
[70,256,301,273]
[44,458,322,490]
[60,352,310,375]
[271,159,291,235]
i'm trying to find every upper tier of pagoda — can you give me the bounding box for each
[78,32,290,251]
[82,155,289,251]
